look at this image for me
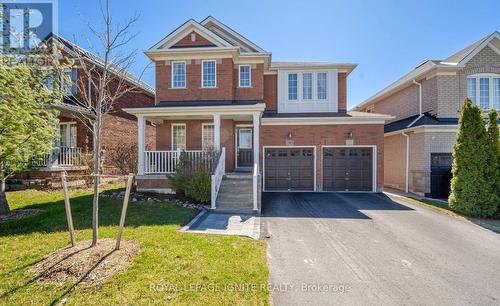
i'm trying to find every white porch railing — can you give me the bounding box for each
[253,163,258,211]
[144,150,215,174]
[58,147,83,166]
[211,148,226,210]
[30,147,83,168]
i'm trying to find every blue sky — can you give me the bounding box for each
[58,0,500,108]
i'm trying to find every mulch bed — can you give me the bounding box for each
[30,238,140,287]
[0,209,43,222]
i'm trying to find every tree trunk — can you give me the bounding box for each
[0,178,9,216]
[91,120,101,247]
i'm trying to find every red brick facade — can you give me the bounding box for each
[260,124,385,191]
[338,72,347,112]
[263,74,277,111]
[172,31,216,48]
[155,59,266,103]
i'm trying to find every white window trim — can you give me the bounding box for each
[201,59,217,88]
[238,64,252,88]
[287,73,298,101]
[302,72,313,100]
[59,122,77,148]
[317,72,328,100]
[467,73,500,110]
[171,61,186,89]
[202,123,215,151]
[171,123,187,151]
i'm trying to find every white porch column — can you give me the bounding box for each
[213,113,221,152]
[253,113,260,170]
[137,115,146,175]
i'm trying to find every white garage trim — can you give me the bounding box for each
[263,145,317,192]
[321,145,377,192]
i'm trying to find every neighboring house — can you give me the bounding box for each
[124,16,392,214]
[354,31,500,198]
[10,36,156,188]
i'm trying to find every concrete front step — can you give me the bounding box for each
[212,207,258,215]
[224,173,253,180]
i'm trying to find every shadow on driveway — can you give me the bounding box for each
[262,192,414,219]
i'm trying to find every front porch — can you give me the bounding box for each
[30,146,87,171]
[127,103,265,213]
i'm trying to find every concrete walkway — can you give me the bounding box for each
[180,211,260,239]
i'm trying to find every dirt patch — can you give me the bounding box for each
[0,209,43,222]
[30,238,140,287]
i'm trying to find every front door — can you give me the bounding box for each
[236,127,253,168]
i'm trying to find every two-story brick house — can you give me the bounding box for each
[124,17,392,213]
[354,32,500,198]
[10,35,156,188]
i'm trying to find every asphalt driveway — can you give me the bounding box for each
[261,192,500,306]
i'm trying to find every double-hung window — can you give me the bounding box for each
[202,60,216,88]
[63,68,78,96]
[58,123,77,148]
[202,124,215,151]
[239,65,251,87]
[288,73,298,100]
[172,61,186,88]
[302,73,312,100]
[467,74,500,110]
[172,124,186,151]
[317,72,327,100]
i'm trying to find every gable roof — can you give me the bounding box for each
[200,16,266,53]
[51,35,155,96]
[150,19,233,50]
[149,17,268,54]
[354,31,500,111]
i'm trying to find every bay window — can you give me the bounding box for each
[467,74,500,110]
[303,73,312,100]
[288,73,298,100]
[317,72,327,99]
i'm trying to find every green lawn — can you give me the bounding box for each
[0,187,269,305]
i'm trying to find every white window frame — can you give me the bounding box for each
[239,64,252,88]
[63,68,78,96]
[287,73,298,100]
[58,122,77,148]
[201,60,217,88]
[317,72,328,100]
[467,73,500,110]
[171,123,187,151]
[302,72,313,100]
[171,61,186,89]
[202,123,215,151]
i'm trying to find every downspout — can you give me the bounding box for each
[402,132,409,193]
[408,80,424,128]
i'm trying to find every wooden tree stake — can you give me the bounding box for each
[115,174,134,250]
[61,172,76,247]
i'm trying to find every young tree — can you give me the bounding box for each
[449,99,493,217]
[0,61,63,215]
[486,110,500,216]
[68,0,144,246]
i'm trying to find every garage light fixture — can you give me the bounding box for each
[346,130,353,140]
[287,131,293,139]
